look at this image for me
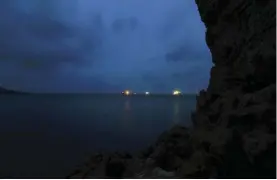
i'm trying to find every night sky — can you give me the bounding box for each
[0,0,212,93]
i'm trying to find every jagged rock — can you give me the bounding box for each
[105,157,126,178]
[149,144,166,160]
[192,0,275,177]
[193,112,211,127]
[177,150,215,178]
[242,127,276,158]
[122,158,146,178]
[166,155,184,170]
[251,84,276,104]
[149,126,193,170]
[151,167,176,178]
[227,103,274,130]
[196,90,208,109]
[139,146,154,158]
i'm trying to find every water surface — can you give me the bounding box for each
[0,94,196,178]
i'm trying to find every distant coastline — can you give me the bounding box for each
[0,86,28,94]
[0,93,196,97]
[0,88,196,96]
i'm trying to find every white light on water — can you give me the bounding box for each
[145,91,150,95]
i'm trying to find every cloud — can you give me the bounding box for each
[111,17,139,33]
[0,1,109,92]
[0,3,103,71]
[165,44,210,62]
[0,0,212,93]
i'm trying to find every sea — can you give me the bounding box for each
[0,94,196,178]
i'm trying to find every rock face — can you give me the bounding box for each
[67,0,275,178]
[196,0,275,94]
[191,0,276,178]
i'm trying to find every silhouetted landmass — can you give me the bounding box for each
[68,0,276,178]
[0,86,27,94]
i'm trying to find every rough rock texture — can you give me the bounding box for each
[191,0,276,178]
[67,0,276,178]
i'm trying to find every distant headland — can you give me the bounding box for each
[0,86,27,94]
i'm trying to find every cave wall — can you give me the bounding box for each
[192,0,276,178]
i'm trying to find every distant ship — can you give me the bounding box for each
[172,89,182,96]
[121,90,132,96]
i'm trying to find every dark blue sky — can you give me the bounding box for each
[0,0,212,93]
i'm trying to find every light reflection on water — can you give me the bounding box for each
[172,100,181,124]
[124,99,131,111]
[120,97,190,134]
[121,98,133,131]
[0,94,196,177]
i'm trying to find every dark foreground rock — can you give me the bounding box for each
[66,126,187,178]
[67,0,275,178]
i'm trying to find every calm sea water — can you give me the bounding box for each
[0,94,196,178]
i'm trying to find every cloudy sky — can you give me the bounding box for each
[0,0,212,93]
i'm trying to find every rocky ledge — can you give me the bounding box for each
[67,126,193,178]
[67,0,276,178]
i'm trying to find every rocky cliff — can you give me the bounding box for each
[67,0,276,178]
[189,0,276,178]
